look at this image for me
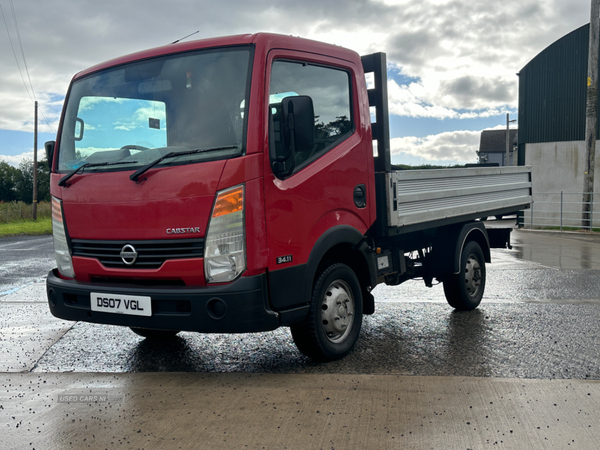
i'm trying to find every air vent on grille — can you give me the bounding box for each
[71,238,204,269]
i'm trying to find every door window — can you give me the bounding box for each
[269,61,353,170]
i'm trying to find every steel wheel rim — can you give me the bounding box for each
[464,254,483,297]
[320,279,355,343]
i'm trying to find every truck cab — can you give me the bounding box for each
[47,33,378,359]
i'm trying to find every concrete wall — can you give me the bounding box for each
[523,141,600,228]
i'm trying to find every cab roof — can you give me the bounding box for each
[74,32,361,80]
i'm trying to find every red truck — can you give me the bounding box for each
[46,33,532,361]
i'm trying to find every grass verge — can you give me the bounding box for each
[0,218,52,237]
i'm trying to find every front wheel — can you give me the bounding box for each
[443,241,486,310]
[291,263,363,361]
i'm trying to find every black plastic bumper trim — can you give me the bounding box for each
[46,269,279,333]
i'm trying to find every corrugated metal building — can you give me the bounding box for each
[518,24,592,157]
[518,23,600,228]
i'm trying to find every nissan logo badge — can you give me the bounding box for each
[120,244,138,265]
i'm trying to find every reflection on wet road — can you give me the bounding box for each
[31,302,600,380]
[2,230,600,379]
[511,230,600,270]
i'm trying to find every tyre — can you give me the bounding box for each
[443,241,486,310]
[291,263,363,361]
[130,327,181,339]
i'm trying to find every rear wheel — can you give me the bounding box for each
[130,327,180,340]
[291,263,363,361]
[443,241,486,310]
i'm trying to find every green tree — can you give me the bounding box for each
[37,158,51,203]
[14,159,34,203]
[315,115,352,140]
[0,160,18,202]
[13,158,51,204]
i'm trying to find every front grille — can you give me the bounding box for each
[72,238,204,269]
[90,277,186,287]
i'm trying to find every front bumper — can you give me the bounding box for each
[46,269,280,333]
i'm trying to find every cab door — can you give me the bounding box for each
[263,50,374,311]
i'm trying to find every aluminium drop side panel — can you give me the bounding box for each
[386,166,532,229]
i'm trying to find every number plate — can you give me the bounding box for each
[90,292,152,317]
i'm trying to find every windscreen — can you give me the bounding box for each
[57,47,252,172]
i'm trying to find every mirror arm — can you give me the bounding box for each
[281,102,297,177]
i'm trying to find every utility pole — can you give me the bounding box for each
[506,113,516,166]
[583,0,600,229]
[32,101,38,220]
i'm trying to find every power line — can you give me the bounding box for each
[0,2,33,101]
[38,105,58,135]
[0,2,56,134]
[9,0,36,101]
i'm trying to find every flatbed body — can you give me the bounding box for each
[385,166,531,234]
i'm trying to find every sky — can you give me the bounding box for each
[0,0,593,167]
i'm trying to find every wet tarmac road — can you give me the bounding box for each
[1,229,600,379]
[0,235,53,295]
[24,302,600,380]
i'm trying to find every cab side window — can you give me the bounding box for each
[269,60,353,170]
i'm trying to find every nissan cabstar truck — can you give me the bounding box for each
[46,33,532,361]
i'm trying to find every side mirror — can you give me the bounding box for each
[272,96,315,179]
[281,96,315,153]
[45,141,55,170]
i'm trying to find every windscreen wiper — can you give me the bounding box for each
[129,146,238,183]
[58,161,138,187]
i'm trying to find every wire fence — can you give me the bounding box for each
[522,192,600,231]
[4,196,597,230]
[0,201,51,224]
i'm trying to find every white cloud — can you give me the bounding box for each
[114,124,139,132]
[387,79,508,119]
[0,0,589,129]
[0,152,34,167]
[377,1,588,114]
[0,0,592,156]
[391,130,481,163]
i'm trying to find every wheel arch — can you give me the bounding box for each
[306,225,376,315]
[458,225,491,267]
[452,223,490,274]
[431,222,491,277]
[272,225,376,325]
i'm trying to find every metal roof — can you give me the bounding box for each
[479,129,518,154]
[518,24,594,145]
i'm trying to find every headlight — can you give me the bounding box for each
[51,196,75,278]
[204,185,246,283]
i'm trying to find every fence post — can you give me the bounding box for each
[560,191,563,231]
[530,201,534,229]
[592,191,594,230]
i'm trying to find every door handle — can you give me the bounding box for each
[354,184,366,208]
